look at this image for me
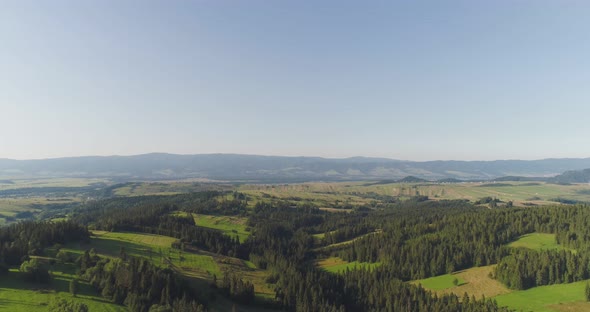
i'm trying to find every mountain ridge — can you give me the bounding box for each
[1,153,590,182]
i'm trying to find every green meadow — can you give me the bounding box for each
[415,274,467,290]
[193,214,250,242]
[494,280,590,312]
[317,257,381,274]
[64,231,221,277]
[239,181,590,208]
[508,233,572,252]
[0,267,125,311]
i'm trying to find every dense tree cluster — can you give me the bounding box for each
[39,189,590,311]
[219,272,255,304]
[244,199,511,311]
[74,194,246,257]
[494,249,590,289]
[82,253,205,312]
[0,220,89,265]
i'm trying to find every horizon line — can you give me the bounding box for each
[1,152,589,163]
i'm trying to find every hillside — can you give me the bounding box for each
[547,168,590,184]
[2,154,590,182]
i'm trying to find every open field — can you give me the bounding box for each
[494,280,590,312]
[193,214,250,242]
[64,231,221,277]
[413,273,467,291]
[64,231,275,299]
[0,178,108,191]
[415,265,511,298]
[317,257,381,273]
[418,265,590,312]
[170,212,251,242]
[0,266,125,311]
[240,181,590,207]
[111,182,231,197]
[238,183,373,210]
[508,233,572,252]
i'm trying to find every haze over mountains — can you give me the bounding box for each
[1,153,590,182]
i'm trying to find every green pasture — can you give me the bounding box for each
[0,178,107,191]
[112,182,230,197]
[172,212,250,242]
[0,267,125,311]
[508,233,573,252]
[238,181,590,208]
[415,273,467,290]
[317,257,381,274]
[494,280,590,312]
[64,231,221,277]
[193,214,250,242]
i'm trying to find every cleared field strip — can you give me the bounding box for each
[314,230,381,251]
[508,233,574,252]
[0,267,126,312]
[494,280,590,312]
[193,214,250,242]
[65,231,221,277]
[414,265,511,299]
[317,257,381,273]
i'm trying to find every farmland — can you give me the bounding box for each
[239,181,590,208]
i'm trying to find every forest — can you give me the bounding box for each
[0,181,590,311]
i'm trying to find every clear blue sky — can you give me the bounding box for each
[1,1,589,161]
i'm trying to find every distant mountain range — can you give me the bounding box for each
[1,153,590,182]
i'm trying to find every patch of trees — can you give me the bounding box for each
[82,253,205,312]
[73,193,247,257]
[48,298,88,312]
[244,200,511,311]
[0,220,89,265]
[322,225,373,246]
[494,249,590,290]
[20,258,51,283]
[219,273,255,304]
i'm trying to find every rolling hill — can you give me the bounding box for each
[1,154,590,182]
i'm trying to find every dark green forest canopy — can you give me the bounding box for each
[5,188,590,311]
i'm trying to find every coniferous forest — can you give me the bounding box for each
[2,185,590,311]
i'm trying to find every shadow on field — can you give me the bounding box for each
[66,235,158,260]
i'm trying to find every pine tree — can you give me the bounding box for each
[69,278,79,297]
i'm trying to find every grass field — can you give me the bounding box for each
[112,182,231,197]
[494,280,590,312]
[414,273,467,290]
[193,214,250,242]
[170,212,250,242]
[64,231,221,277]
[0,178,107,191]
[508,233,573,252]
[415,265,590,312]
[64,231,276,300]
[0,266,126,311]
[414,265,511,299]
[239,181,590,207]
[317,257,381,273]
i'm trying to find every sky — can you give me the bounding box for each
[1,0,589,161]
